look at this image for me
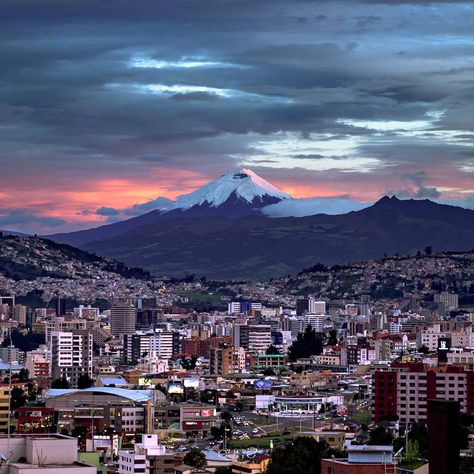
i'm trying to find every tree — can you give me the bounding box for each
[266,345,280,354]
[51,376,70,389]
[18,368,30,382]
[11,387,27,410]
[418,345,429,354]
[288,326,324,361]
[235,400,244,412]
[407,422,428,457]
[266,437,342,474]
[263,368,276,376]
[77,373,94,389]
[180,355,198,370]
[327,329,338,346]
[71,425,88,440]
[368,426,393,445]
[183,447,207,469]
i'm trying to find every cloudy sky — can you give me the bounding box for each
[1,0,474,233]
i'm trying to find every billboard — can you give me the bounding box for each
[437,337,451,363]
[255,379,272,390]
[168,382,184,394]
[183,377,200,389]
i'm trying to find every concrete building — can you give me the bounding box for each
[110,303,137,337]
[373,363,474,424]
[0,346,22,364]
[233,324,272,353]
[303,313,324,333]
[434,291,459,311]
[49,330,93,388]
[0,435,95,474]
[13,305,27,326]
[25,347,50,380]
[118,434,181,474]
[209,344,245,375]
[321,445,395,473]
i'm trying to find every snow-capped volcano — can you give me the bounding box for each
[170,168,292,210]
[48,168,292,247]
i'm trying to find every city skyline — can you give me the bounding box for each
[1,0,474,233]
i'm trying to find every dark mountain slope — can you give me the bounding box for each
[81,197,474,280]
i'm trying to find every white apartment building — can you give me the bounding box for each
[308,298,326,314]
[50,330,93,387]
[150,331,175,360]
[118,434,177,474]
[233,324,272,353]
[397,371,428,424]
[303,313,324,333]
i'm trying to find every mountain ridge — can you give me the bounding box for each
[46,169,474,280]
[75,196,474,280]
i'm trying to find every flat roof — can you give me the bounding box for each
[348,445,393,452]
[45,387,163,403]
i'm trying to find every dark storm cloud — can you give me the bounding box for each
[0,0,473,232]
[0,208,66,232]
[95,207,120,217]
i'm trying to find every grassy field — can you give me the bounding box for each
[351,409,372,426]
[228,432,294,449]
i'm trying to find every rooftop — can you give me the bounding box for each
[45,387,161,403]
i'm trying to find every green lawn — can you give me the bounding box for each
[229,433,294,449]
[352,409,372,426]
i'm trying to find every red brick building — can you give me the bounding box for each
[373,362,474,424]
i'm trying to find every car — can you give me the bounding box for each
[252,428,259,434]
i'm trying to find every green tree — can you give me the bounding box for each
[77,373,94,389]
[407,422,428,457]
[51,376,70,389]
[180,355,198,370]
[266,437,342,474]
[18,368,30,382]
[11,387,27,410]
[266,344,280,354]
[71,425,88,440]
[288,326,325,361]
[418,345,429,354]
[183,447,207,469]
[327,329,338,346]
[368,426,393,445]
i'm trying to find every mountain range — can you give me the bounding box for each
[48,169,474,280]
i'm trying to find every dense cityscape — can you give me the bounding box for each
[2,0,474,473]
[0,230,473,473]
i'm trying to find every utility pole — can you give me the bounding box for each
[6,335,13,461]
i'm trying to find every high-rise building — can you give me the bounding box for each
[124,333,153,363]
[50,330,93,387]
[296,297,325,316]
[228,301,262,315]
[283,316,303,339]
[233,324,272,353]
[0,346,22,364]
[149,331,177,360]
[209,344,245,375]
[428,400,460,474]
[373,363,474,424]
[110,302,137,337]
[434,291,459,311]
[124,331,177,362]
[303,313,324,333]
[14,304,27,325]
